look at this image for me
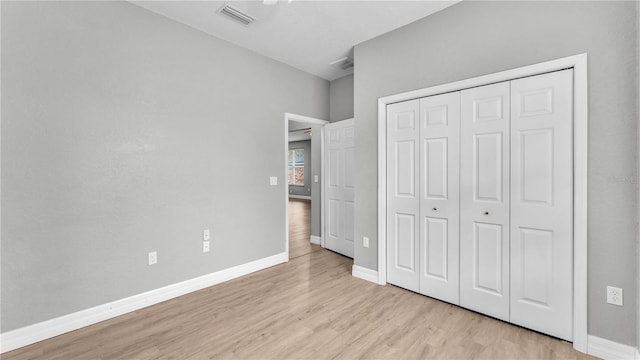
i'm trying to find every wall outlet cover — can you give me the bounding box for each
[148,251,157,265]
[606,286,623,306]
[203,241,210,253]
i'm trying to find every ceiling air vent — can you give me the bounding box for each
[329,57,354,71]
[217,4,256,26]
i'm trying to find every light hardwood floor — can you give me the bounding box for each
[4,201,595,360]
[288,198,321,259]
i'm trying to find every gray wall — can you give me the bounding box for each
[288,140,311,197]
[353,1,637,346]
[329,74,354,122]
[1,1,329,332]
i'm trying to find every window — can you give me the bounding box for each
[288,148,304,186]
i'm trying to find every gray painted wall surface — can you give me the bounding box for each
[1,1,328,332]
[353,1,637,346]
[329,74,354,122]
[288,140,311,197]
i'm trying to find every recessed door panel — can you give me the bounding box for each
[424,138,448,200]
[396,141,416,198]
[518,228,553,306]
[520,129,553,205]
[344,201,355,243]
[344,147,355,189]
[329,199,339,238]
[424,217,448,280]
[387,100,420,292]
[396,214,416,271]
[510,69,573,341]
[460,81,510,321]
[474,222,503,294]
[474,133,503,202]
[329,149,340,187]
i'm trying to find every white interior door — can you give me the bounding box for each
[386,100,420,292]
[460,82,511,321]
[418,92,460,304]
[324,119,355,258]
[509,69,574,341]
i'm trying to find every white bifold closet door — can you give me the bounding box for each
[459,81,511,321]
[387,69,573,342]
[509,70,573,341]
[387,93,460,302]
[419,93,460,304]
[324,119,355,258]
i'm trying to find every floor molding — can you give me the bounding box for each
[0,252,287,354]
[288,195,311,200]
[587,335,638,360]
[636,347,640,360]
[310,235,321,245]
[352,265,379,284]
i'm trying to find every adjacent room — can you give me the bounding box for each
[2,1,639,359]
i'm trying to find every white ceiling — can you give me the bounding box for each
[130,1,459,81]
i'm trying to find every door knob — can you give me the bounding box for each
[432,207,437,211]
[483,211,489,216]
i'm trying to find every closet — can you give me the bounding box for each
[386,69,573,341]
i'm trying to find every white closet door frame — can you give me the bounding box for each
[376,54,588,353]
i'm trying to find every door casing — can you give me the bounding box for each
[376,54,588,352]
[284,113,329,260]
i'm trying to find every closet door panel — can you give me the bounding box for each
[418,92,460,304]
[510,69,573,341]
[460,82,510,321]
[387,100,420,292]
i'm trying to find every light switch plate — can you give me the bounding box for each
[270,176,278,186]
[363,237,370,248]
[203,229,210,241]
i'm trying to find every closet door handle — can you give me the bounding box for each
[432,207,437,211]
[483,211,489,216]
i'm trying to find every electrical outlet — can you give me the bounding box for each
[203,241,210,253]
[606,286,623,306]
[270,176,278,186]
[148,251,157,265]
[203,229,210,241]
[363,236,370,248]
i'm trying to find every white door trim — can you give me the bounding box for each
[284,113,329,259]
[376,54,588,352]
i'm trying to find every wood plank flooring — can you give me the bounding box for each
[4,201,595,359]
[288,198,320,259]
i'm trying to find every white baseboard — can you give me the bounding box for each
[310,235,321,245]
[0,252,287,354]
[588,335,638,360]
[352,265,379,284]
[636,348,639,360]
[288,195,311,200]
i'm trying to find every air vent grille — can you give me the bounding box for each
[217,4,256,26]
[330,57,354,71]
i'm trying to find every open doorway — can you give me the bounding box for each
[284,113,329,261]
